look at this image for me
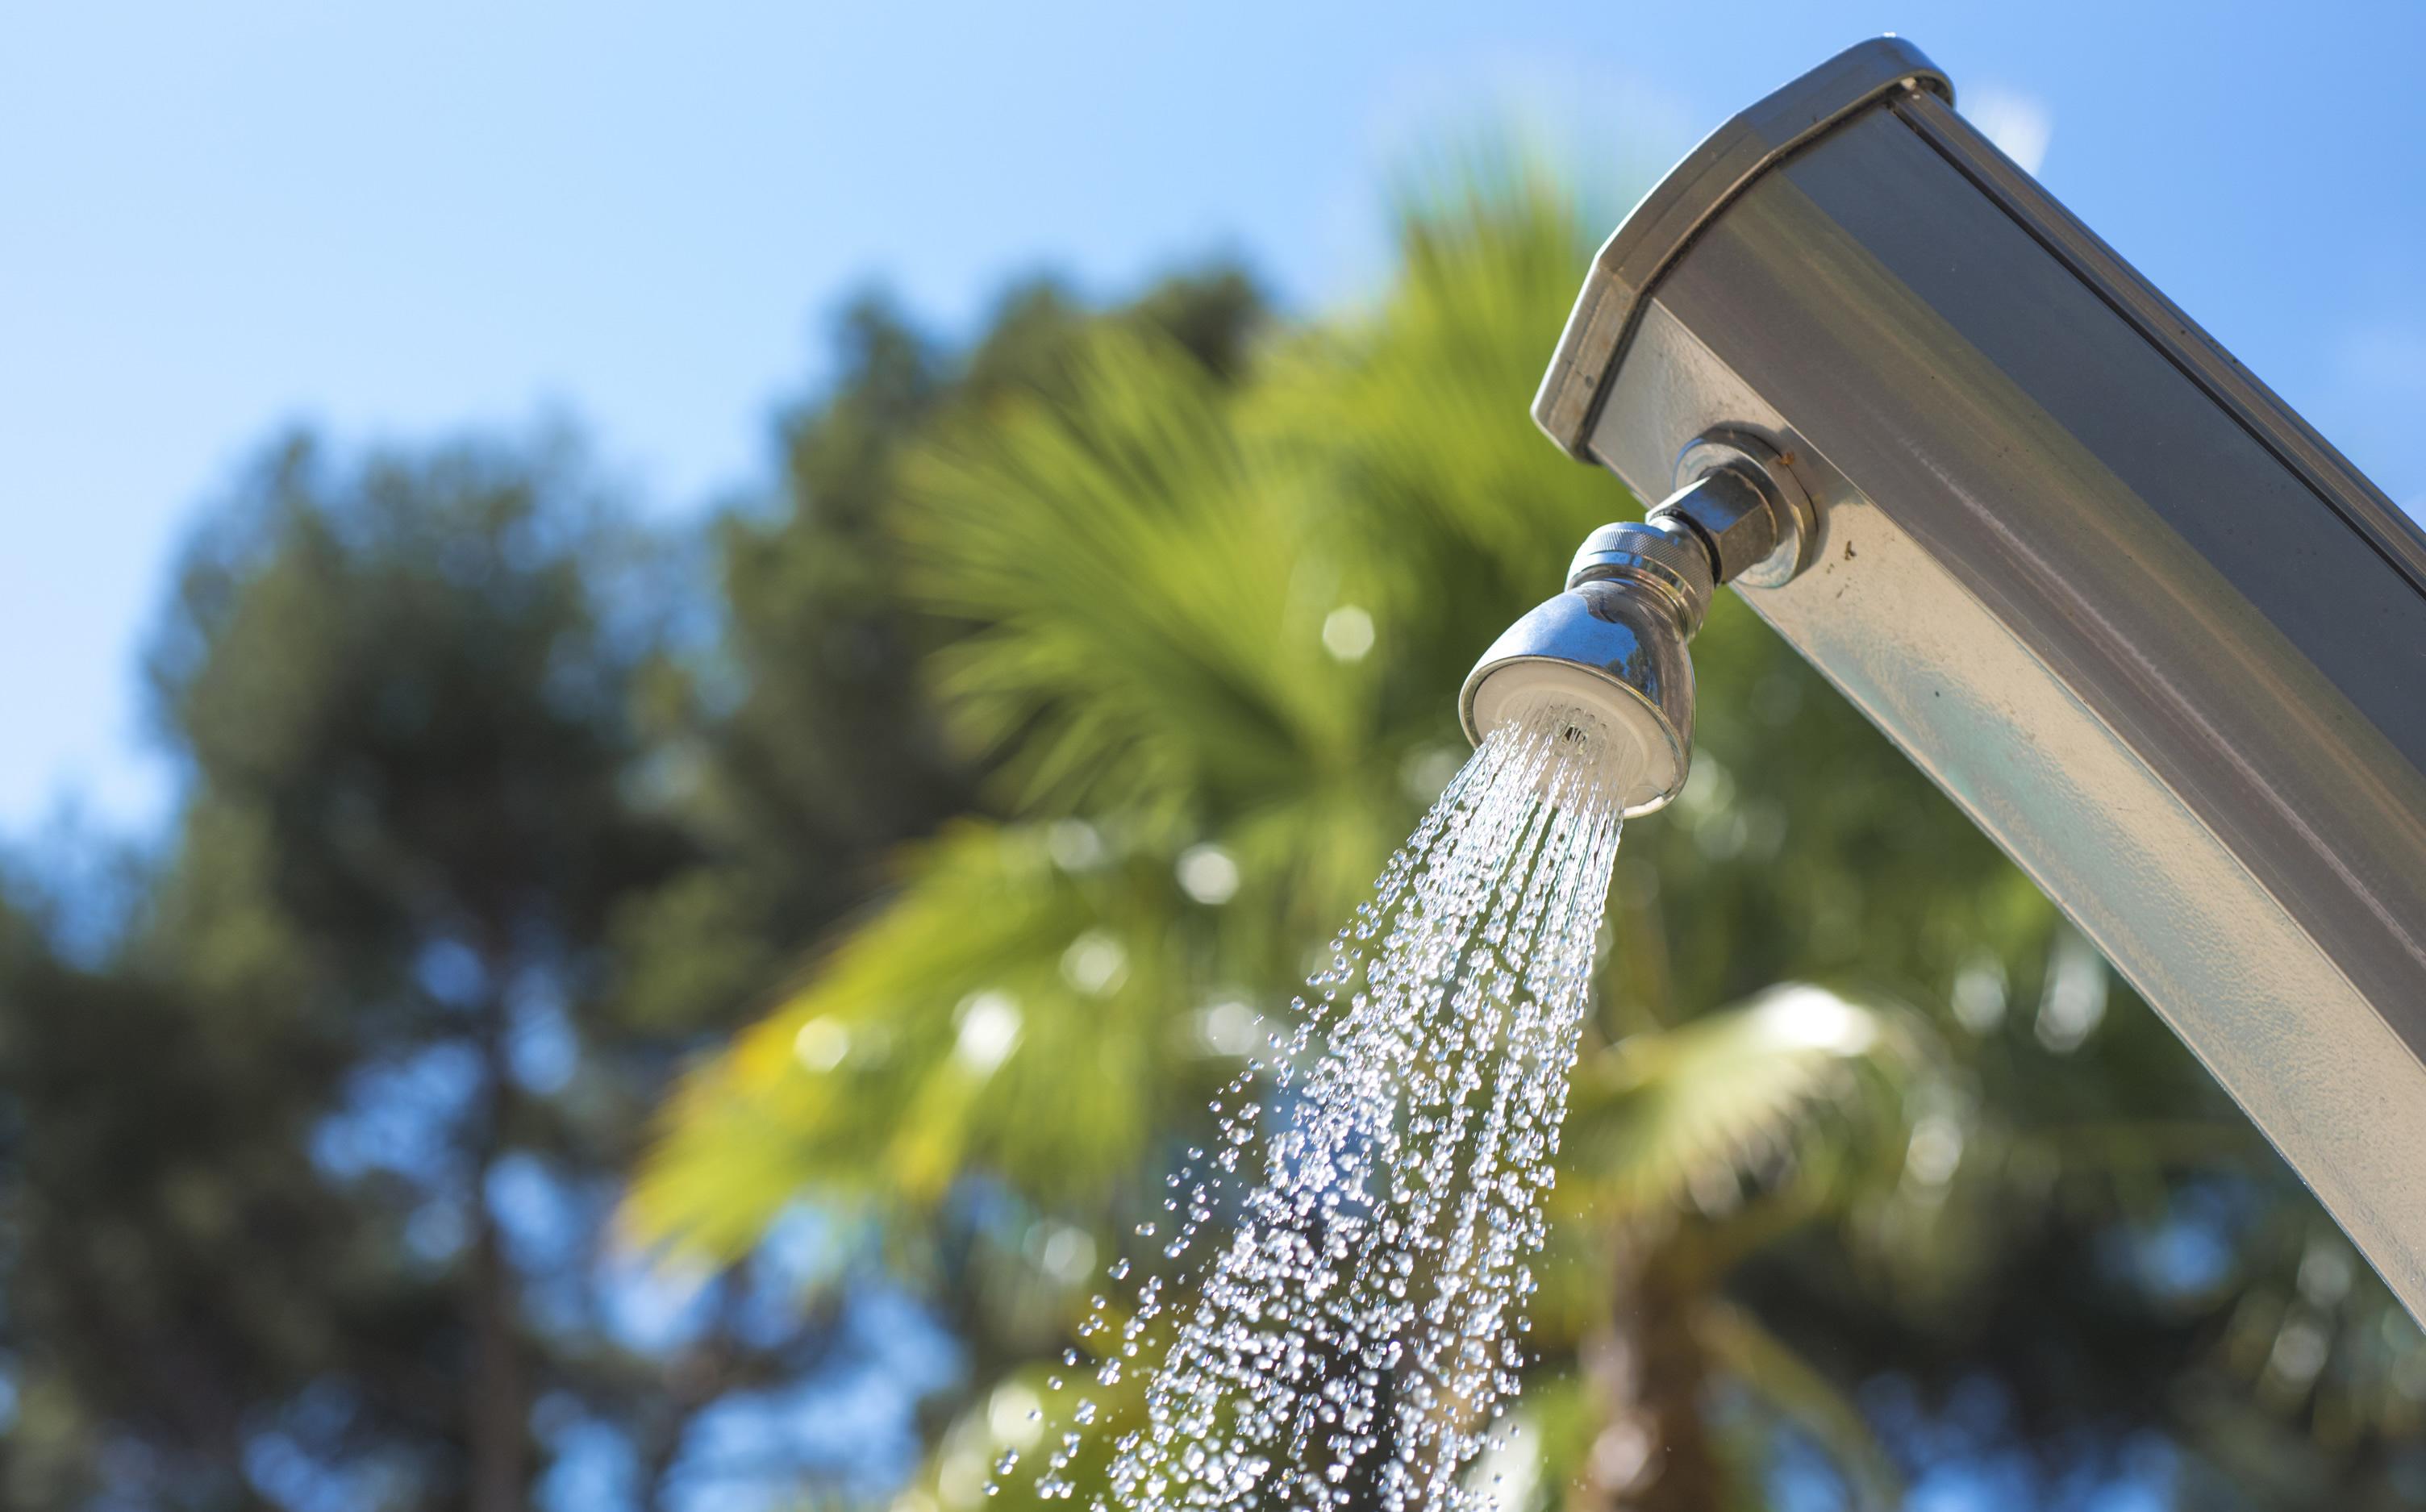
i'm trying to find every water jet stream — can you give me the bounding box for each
[1008,695,1629,1512]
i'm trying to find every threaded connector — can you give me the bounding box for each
[1666,431,1818,589]
[1565,519,1715,634]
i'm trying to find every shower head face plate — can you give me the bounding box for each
[1458,580,1695,816]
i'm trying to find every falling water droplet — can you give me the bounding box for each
[1068,698,1625,1512]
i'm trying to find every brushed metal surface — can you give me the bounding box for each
[1556,41,2426,1317]
[1532,37,1949,456]
[1890,90,2426,595]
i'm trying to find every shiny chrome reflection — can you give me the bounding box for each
[1459,446,1813,816]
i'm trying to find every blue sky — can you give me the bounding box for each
[6,0,2423,840]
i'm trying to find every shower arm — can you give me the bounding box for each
[1539,39,2426,1320]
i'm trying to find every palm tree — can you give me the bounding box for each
[625,166,2426,1509]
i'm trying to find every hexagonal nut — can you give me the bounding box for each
[1649,468,1778,585]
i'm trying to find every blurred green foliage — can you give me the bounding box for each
[627,171,2426,1512]
[0,165,2421,1512]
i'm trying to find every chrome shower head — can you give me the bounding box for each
[1457,433,1814,816]
[1458,519,1707,816]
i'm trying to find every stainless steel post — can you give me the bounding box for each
[1537,37,2426,1317]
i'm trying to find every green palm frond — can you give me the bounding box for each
[1251,159,1619,682]
[904,327,1378,829]
[626,819,1221,1260]
[1557,985,1922,1224]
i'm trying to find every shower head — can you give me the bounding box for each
[1458,435,1815,816]
[1457,521,1704,817]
